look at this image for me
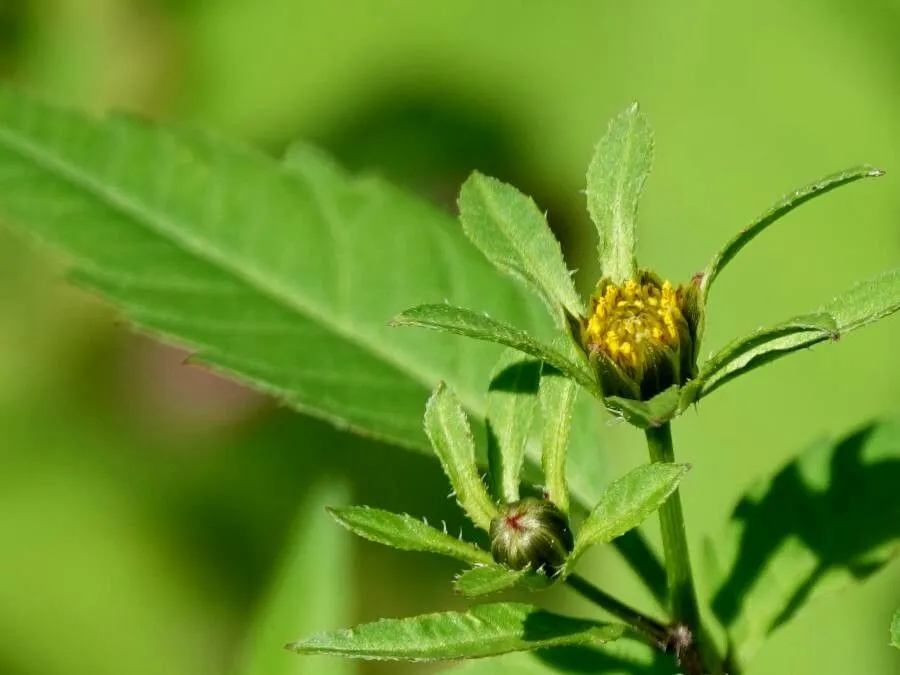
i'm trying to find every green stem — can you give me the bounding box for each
[645,422,720,674]
[565,573,668,647]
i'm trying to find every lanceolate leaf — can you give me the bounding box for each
[328,506,492,566]
[700,165,884,299]
[487,350,542,503]
[538,366,577,515]
[695,270,900,400]
[709,420,900,667]
[287,603,625,661]
[566,463,689,574]
[586,102,653,283]
[692,314,838,400]
[0,88,548,455]
[393,304,599,395]
[424,383,498,530]
[453,565,548,597]
[459,172,584,322]
[236,480,352,675]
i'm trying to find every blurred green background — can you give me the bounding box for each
[1,1,899,674]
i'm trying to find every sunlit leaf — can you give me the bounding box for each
[424,383,498,530]
[538,366,577,515]
[328,506,491,565]
[586,102,653,283]
[695,270,900,400]
[236,480,352,675]
[459,172,584,322]
[709,419,900,667]
[700,165,884,299]
[603,386,681,429]
[565,463,689,574]
[454,565,550,597]
[287,603,625,661]
[393,304,599,394]
[892,608,900,650]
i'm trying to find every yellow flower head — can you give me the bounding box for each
[580,271,699,400]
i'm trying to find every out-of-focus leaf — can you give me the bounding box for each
[538,366,577,515]
[696,270,900,399]
[565,463,689,574]
[700,165,884,299]
[453,565,549,597]
[487,350,541,503]
[0,88,548,454]
[459,172,584,321]
[287,603,625,661]
[892,608,900,650]
[393,304,598,394]
[603,386,680,429]
[586,102,653,283]
[709,420,900,667]
[424,383,498,530]
[328,506,491,565]
[235,480,352,675]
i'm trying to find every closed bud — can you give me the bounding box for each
[579,270,702,400]
[489,498,574,575]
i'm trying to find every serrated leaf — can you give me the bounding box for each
[603,386,681,429]
[328,506,492,566]
[891,608,900,650]
[0,88,550,455]
[587,102,653,283]
[487,350,542,503]
[695,270,900,400]
[454,565,550,597]
[710,419,900,667]
[538,366,577,515]
[425,383,498,530]
[693,314,838,399]
[393,304,599,395]
[700,165,884,299]
[566,463,689,575]
[287,603,625,661]
[459,172,584,322]
[236,480,352,675]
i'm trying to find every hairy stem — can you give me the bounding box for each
[645,422,721,674]
[565,573,668,646]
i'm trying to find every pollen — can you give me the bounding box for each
[583,278,684,372]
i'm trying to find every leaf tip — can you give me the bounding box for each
[867,167,886,178]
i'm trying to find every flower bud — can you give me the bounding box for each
[579,270,701,400]
[489,498,574,574]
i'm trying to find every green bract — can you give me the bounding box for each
[395,103,897,429]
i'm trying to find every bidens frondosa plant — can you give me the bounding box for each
[291,103,899,675]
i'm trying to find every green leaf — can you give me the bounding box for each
[459,172,584,322]
[892,608,900,650]
[424,383,498,530]
[538,366,577,515]
[393,304,599,395]
[586,102,654,283]
[287,603,625,661]
[709,419,900,667]
[0,88,549,455]
[236,480,352,675]
[566,463,689,574]
[487,350,542,503]
[327,506,492,566]
[693,314,838,399]
[700,165,884,298]
[695,270,900,400]
[454,565,550,597]
[603,386,681,429]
